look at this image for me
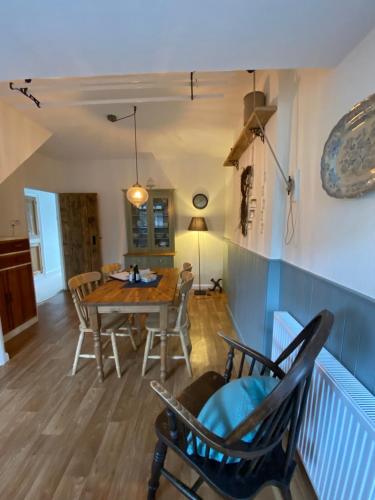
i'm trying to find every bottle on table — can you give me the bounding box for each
[129,265,134,283]
[134,265,140,282]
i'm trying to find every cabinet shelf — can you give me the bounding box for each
[223,106,277,167]
[124,189,175,269]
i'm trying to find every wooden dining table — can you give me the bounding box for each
[82,267,179,383]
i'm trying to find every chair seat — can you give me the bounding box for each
[157,371,225,423]
[145,309,178,331]
[154,371,295,499]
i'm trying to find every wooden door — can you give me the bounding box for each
[59,193,101,284]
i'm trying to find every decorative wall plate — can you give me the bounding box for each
[321,93,375,198]
[192,193,208,209]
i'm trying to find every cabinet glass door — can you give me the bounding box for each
[152,197,170,249]
[131,202,149,248]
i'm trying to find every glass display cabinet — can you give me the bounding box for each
[124,189,175,269]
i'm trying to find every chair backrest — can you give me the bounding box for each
[225,311,334,465]
[68,271,101,329]
[180,262,193,282]
[101,262,121,282]
[183,310,333,476]
[174,274,194,329]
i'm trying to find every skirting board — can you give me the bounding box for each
[0,327,9,365]
[192,284,212,290]
[4,316,38,342]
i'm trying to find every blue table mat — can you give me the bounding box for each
[122,274,163,289]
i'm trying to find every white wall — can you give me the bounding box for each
[0,99,51,184]
[0,152,226,286]
[225,26,375,299]
[224,70,288,260]
[283,28,375,298]
[24,188,64,303]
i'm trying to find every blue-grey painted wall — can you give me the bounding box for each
[224,240,278,355]
[224,240,375,395]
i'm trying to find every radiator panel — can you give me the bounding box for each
[272,312,375,500]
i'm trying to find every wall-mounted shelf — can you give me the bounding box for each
[223,105,277,167]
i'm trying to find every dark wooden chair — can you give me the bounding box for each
[147,309,333,499]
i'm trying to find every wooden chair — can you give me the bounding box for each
[147,309,334,499]
[173,264,193,327]
[101,262,142,336]
[180,262,193,282]
[68,271,137,378]
[142,275,194,377]
[101,262,121,282]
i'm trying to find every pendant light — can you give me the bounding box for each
[126,106,148,208]
[107,106,148,208]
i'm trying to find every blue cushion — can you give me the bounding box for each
[186,375,278,463]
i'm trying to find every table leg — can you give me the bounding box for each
[88,305,104,382]
[159,304,168,383]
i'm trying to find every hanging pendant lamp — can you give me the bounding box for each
[126,106,148,208]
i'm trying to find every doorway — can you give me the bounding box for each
[24,188,64,303]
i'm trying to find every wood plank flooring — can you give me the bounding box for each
[1,291,316,499]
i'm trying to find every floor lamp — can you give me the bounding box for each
[188,217,208,296]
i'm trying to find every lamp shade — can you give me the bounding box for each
[127,183,149,208]
[188,217,208,231]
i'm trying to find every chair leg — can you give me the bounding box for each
[179,329,193,377]
[129,328,138,351]
[134,313,142,336]
[279,484,292,500]
[142,331,153,376]
[111,332,122,378]
[150,331,155,350]
[147,440,167,500]
[183,325,192,352]
[72,331,85,375]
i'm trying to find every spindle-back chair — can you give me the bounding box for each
[147,309,333,499]
[69,271,137,378]
[143,275,194,377]
[101,262,121,282]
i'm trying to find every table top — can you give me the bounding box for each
[82,267,179,306]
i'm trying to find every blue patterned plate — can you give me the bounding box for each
[321,93,375,198]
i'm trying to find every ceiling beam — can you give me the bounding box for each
[16,93,225,108]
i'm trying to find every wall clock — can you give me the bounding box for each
[192,193,208,209]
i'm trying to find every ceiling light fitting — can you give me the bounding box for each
[107,106,148,208]
[9,79,41,108]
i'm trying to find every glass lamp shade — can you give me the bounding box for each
[188,217,208,231]
[126,183,149,208]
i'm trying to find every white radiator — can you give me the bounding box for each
[272,312,375,500]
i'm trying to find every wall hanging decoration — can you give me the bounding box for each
[321,93,375,198]
[107,106,148,208]
[192,193,208,209]
[226,70,295,243]
[240,165,253,236]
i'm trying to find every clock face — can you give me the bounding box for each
[192,193,208,209]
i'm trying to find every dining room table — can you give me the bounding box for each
[82,267,179,383]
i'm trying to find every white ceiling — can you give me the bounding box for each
[0,71,253,160]
[0,1,375,81]
[1,1,374,162]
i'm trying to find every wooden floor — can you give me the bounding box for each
[1,292,316,500]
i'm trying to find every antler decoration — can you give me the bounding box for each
[9,79,41,108]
